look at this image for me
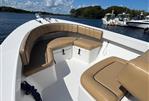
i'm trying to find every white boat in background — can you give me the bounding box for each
[127,16,149,29]
[102,13,116,25]
[126,20,149,29]
[146,15,149,20]
[115,13,130,26]
[102,12,130,26]
[1,16,149,101]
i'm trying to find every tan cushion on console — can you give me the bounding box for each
[81,57,128,101]
[118,50,149,101]
[47,37,77,50]
[94,61,127,97]
[131,50,149,71]
[74,38,102,50]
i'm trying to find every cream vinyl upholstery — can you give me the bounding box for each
[20,23,103,76]
[118,50,149,101]
[81,50,149,101]
[20,23,103,66]
[81,57,128,101]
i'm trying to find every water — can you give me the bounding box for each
[0,12,149,44]
[0,12,36,43]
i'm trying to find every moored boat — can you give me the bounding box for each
[126,19,149,29]
[102,13,116,25]
[115,13,130,26]
[127,13,149,29]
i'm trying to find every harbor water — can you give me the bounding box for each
[0,12,149,44]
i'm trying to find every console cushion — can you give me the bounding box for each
[94,61,127,97]
[118,50,149,101]
[130,50,149,71]
[81,57,128,101]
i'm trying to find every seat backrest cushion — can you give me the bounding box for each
[118,50,149,101]
[20,25,52,65]
[78,25,103,40]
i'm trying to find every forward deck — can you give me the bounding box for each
[1,18,149,101]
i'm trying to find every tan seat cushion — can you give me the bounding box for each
[118,50,149,101]
[23,41,54,76]
[130,50,149,71]
[74,38,102,50]
[20,24,53,65]
[81,57,127,101]
[94,61,127,97]
[47,37,77,50]
[78,26,103,40]
[45,47,54,65]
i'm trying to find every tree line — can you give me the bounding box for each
[70,6,149,19]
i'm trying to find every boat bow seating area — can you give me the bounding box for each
[18,22,149,101]
[19,23,103,76]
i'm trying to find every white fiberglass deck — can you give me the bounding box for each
[42,58,88,101]
[24,41,139,101]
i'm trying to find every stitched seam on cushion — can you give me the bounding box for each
[93,61,122,98]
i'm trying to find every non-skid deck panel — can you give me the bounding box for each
[38,58,139,101]
[42,58,89,101]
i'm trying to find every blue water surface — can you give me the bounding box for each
[0,12,149,44]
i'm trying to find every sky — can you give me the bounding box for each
[0,0,148,14]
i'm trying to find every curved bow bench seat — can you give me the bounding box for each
[47,37,77,50]
[74,38,102,50]
[20,23,103,76]
[81,50,149,101]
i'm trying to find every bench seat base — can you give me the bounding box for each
[73,46,100,63]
